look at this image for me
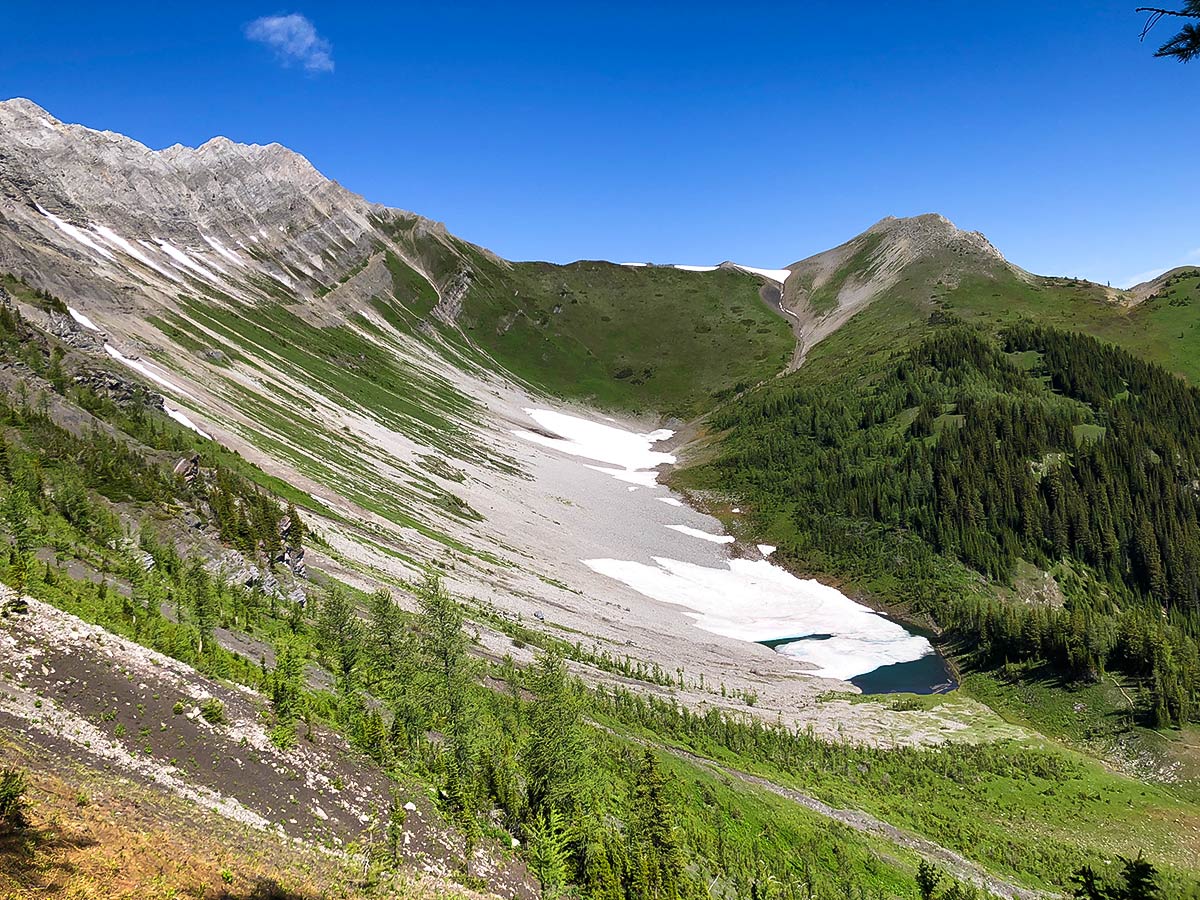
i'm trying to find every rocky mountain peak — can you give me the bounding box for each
[864,212,1007,266]
[777,213,1018,365]
[0,96,55,120]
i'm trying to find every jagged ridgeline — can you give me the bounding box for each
[1,96,1199,900]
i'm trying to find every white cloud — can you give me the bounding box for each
[245,13,333,73]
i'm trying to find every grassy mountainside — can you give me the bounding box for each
[675,245,1200,786]
[788,235,1200,388]
[372,215,796,419]
[933,267,1200,387]
[457,254,795,418]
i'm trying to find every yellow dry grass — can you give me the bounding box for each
[0,741,484,900]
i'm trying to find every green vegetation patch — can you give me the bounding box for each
[679,313,1200,730]
[457,256,794,417]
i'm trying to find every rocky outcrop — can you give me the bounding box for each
[73,368,164,409]
[277,514,308,578]
[45,310,102,349]
[282,546,307,579]
[206,549,282,598]
[172,453,200,484]
[430,266,472,325]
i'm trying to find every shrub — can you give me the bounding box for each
[0,767,28,831]
[269,723,296,751]
[199,697,226,725]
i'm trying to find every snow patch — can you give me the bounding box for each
[733,264,793,284]
[202,234,246,267]
[632,262,791,283]
[513,409,675,487]
[155,239,221,282]
[757,544,777,557]
[260,264,296,290]
[666,524,735,544]
[583,556,931,681]
[92,226,182,282]
[656,497,685,507]
[67,307,100,332]
[35,204,114,260]
[586,465,661,487]
[104,344,197,401]
[164,404,212,440]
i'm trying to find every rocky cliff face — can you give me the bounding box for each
[0,97,458,316]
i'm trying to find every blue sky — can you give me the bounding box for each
[2,2,1196,286]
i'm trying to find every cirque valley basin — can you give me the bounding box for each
[512,408,952,693]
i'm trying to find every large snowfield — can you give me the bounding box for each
[584,556,931,681]
[515,408,932,682]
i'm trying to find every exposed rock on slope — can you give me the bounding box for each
[0,591,535,897]
[0,97,458,316]
[780,213,1020,365]
[1127,264,1200,306]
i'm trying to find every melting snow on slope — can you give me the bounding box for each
[35,204,114,261]
[513,409,675,486]
[585,464,662,487]
[758,544,777,557]
[163,404,212,440]
[624,262,792,283]
[103,345,197,401]
[666,524,735,544]
[584,556,932,681]
[202,234,246,267]
[155,239,221,283]
[733,265,792,283]
[92,226,182,282]
[67,307,100,332]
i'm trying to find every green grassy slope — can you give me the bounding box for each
[936,268,1200,385]
[783,226,1200,389]
[455,253,795,418]
[596,690,1200,893]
